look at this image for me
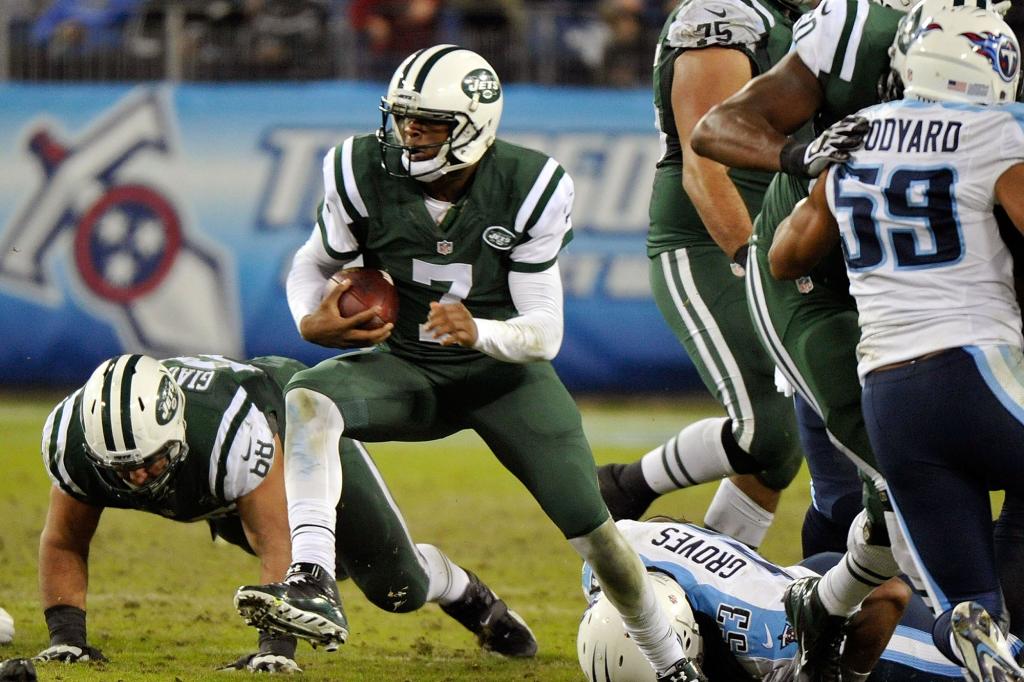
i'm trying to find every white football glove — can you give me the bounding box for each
[219,652,302,674]
[780,115,870,178]
[32,644,106,663]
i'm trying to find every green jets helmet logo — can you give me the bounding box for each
[462,69,501,103]
[155,375,180,426]
[482,225,515,250]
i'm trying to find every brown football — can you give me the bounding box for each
[328,267,399,330]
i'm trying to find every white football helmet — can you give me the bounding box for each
[885,0,1016,100]
[577,572,703,682]
[898,6,1021,104]
[378,44,503,182]
[80,354,188,497]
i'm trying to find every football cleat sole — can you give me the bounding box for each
[235,588,348,651]
[952,601,1024,682]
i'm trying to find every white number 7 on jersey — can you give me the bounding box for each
[412,259,473,344]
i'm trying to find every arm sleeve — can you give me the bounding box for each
[285,231,348,330]
[471,264,564,363]
[285,144,362,330]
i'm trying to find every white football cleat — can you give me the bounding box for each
[951,601,1024,682]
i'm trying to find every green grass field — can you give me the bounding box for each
[0,393,815,681]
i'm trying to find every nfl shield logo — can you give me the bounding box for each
[436,240,453,255]
[796,276,814,294]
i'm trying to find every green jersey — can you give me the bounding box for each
[314,135,573,363]
[755,0,903,279]
[41,355,298,521]
[648,0,799,254]
[792,0,903,132]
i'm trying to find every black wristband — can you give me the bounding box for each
[258,629,297,658]
[44,605,87,647]
[778,139,809,177]
[732,244,750,268]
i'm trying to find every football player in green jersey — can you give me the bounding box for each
[690,0,1018,677]
[36,354,536,673]
[597,0,813,552]
[233,45,703,681]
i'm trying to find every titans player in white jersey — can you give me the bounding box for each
[770,7,1024,680]
[579,518,984,681]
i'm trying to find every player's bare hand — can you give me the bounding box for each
[299,279,393,348]
[424,301,477,347]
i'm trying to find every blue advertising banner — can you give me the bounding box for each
[0,83,698,392]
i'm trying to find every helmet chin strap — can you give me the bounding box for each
[402,147,450,183]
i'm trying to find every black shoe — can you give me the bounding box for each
[597,463,657,521]
[234,562,348,651]
[783,576,847,682]
[657,657,707,682]
[0,659,37,682]
[440,570,537,657]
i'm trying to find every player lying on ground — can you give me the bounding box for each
[37,354,535,672]
[579,517,1016,681]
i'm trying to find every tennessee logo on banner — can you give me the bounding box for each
[0,88,241,358]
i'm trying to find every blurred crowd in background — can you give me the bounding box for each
[5,0,1024,86]
[0,0,678,85]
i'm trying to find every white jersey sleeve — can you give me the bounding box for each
[793,0,861,77]
[509,160,574,270]
[666,0,775,50]
[206,389,277,503]
[286,141,364,329]
[40,390,87,498]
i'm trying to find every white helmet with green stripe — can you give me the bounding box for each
[80,354,188,497]
[378,44,503,182]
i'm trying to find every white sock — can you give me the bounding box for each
[569,520,684,674]
[619,575,687,675]
[819,510,900,617]
[416,543,471,606]
[640,417,733,493]
[703,477,774,549]
[284,388,344,577]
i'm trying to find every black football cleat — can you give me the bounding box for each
[441,570,538,657]
[783,576,848,682]
[235,562,348,651]
[657,657,707,682]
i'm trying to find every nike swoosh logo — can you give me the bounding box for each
[762,624,773,649]
[707,8,727,17]
[821,1,831,14]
